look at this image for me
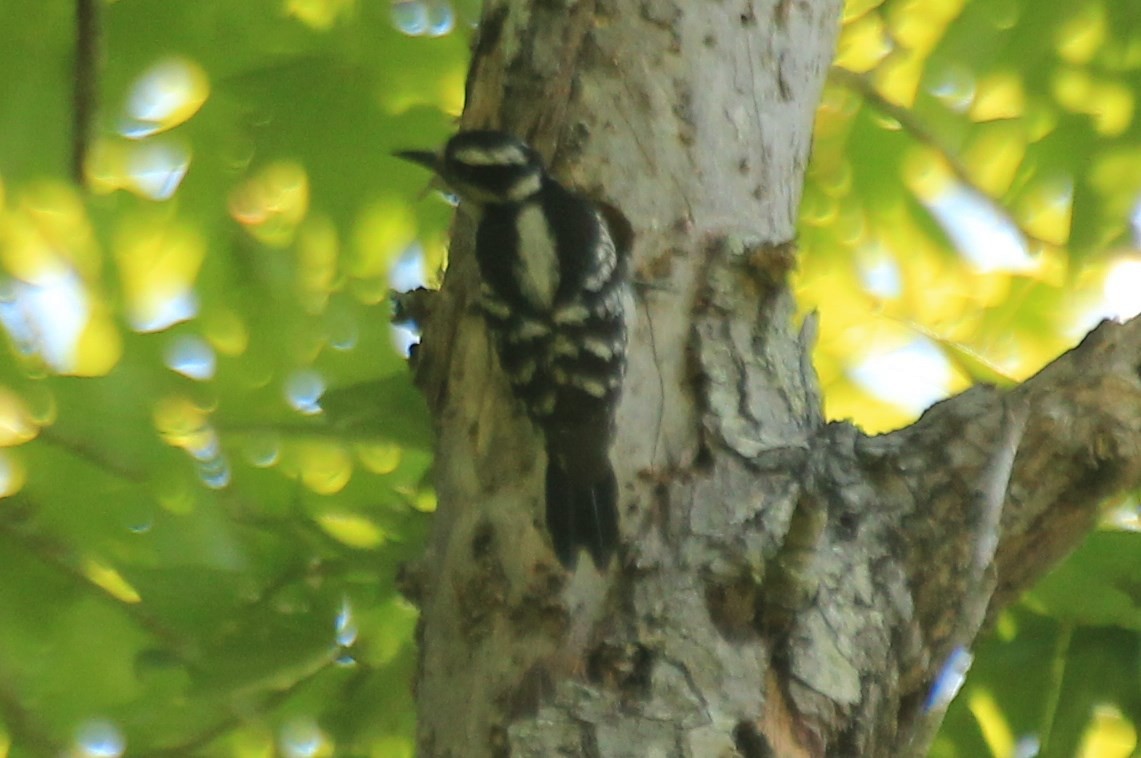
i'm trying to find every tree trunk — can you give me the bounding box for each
[402,1,1141,756]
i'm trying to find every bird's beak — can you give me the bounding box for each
[392,149,441,174]
[394,149,455,200]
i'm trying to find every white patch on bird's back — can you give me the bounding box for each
[453,144,529,166]
[514,204,559,309]
[582,219,616,291]
[480,289,512,320]
[532,392,557,416]
[552,302,591,325]
[550,334,579,358]
[582,336,616,361]
[597,287,627,317]
[572,375,609,398]
[510,318,550,342]
[508,359,537,384]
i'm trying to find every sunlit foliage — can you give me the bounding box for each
[802,0,1141,435]
[0,0,469,753]
[808,1,1141,755]
[0,0,1136,755]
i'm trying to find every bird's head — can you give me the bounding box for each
[394,130,544,207]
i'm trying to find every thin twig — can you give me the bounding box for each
[74,0,99,185]
[37,427,148,483]
[136,652,341,757]
[0,506,188,654]
[0,663,63,756]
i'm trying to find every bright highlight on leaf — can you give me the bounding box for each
[850,337,953,414]
[83,558,142,604]
[291,441,352,494]
[962,122,1026,197]
[75,309,125,377]
[1088,80,1133,137]
[315,512,385,549]
[1055,3,1107,65]
[296,215,340,313]
[0,272,88,372]
[903,147,952,201]
[229,161,310,247]
[0,388,39,446]
[368,736,414,758]
[279,716,332,758]
[165,335,217,380]
[86,139,192,200]
[1052,66,1095,113]
[968,72,1026,123]
[927,61,975,112]
[285,370,326,415]
[1048,67,1133,136]
[203,308,250,356]
[1017,176,1073,246]
[874,50,924,107]
[120,57,210,139]
[0,450,26,498]
[1101,257,1141,321]
[285,0,355,29]
[925,185,1035,273]
[370,597,418,665]
[115,217,204,332]
[887,0,965,53]
[412,489,436,513]
[835,12,891,73]
[243,433,282,468]
[10,182,100,277]
[348,199,417,284]
[1077,704,1137,758]
[126,141,191,200]
[0,184,122,376]
[355,442,402,475]
[968,689,1016,758]
[75,718,126,758]
[391,0,455,38]
[154,395,216,458]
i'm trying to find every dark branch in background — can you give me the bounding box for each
[830,67,1054,252]
[38,427,149,483]
[137,653,340,757]
[0,499,187,654]
[73,0,99,185]
[0,663,62,756]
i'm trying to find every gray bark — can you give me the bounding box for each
[400,1,1141,756]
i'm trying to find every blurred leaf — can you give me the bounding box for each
[0,0,463,752]
[1026,531,1141,630]
[321,376,433,450]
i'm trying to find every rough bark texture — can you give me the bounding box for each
[402,1,1141,756]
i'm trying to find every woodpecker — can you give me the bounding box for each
[395,130,628,568]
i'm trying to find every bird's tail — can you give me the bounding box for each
[545,458,619,569]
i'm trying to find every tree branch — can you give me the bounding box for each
[861,315,1141,653]
[73,0,99,186]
